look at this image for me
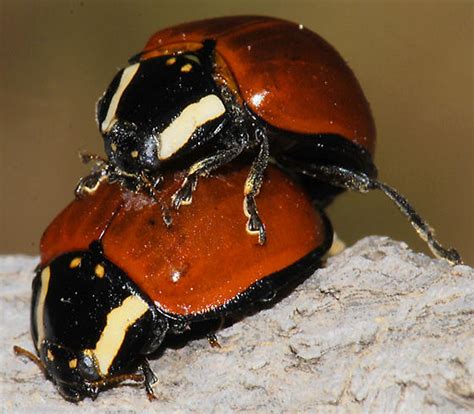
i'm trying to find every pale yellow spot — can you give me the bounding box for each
[111,143,117,152]
[47,349,54,361]
[69,358,78,369]
[130,150,139,158]
[95,264,105,278]
[166,57,176,65]
[69,257,81,269]
[85,295,149,375]
[180,63,192,73]
[36,267,51,348]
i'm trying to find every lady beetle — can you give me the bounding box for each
[79,16,460,264]
[15,165,332,401]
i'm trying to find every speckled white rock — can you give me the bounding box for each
[1,237,473,413]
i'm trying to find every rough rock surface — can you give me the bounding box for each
[1,237,473,413]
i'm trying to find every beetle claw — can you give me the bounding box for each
[247,215,266,245]
[244,195,266,244]
[171,176,197,209]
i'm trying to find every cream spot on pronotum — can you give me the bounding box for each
[111,143,117,152]
[94,264,105,278]
[69,257,81,269]
[159,95,226,160]
[166,57,176,65]
[181,63,192,73]
[47,349,54,361]
[69,358,78,369]
[131,150,139,158]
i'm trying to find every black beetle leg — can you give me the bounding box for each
[243,130,269,245]
[75,152,111,197]
[171,174,198,208]
[207,333,222,348]
[206,314,226,348]
[288,163,462,265]
[171,138,246,210]
[140,358,158,401]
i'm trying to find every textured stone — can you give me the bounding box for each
[1,237,473,413]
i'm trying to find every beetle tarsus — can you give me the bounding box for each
[244,195,266,245]
[207,333,222,348]
[141,359,158,401]
[374,181,463,265]
[171,175,197,209]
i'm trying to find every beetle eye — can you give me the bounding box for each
[77,353,100,381]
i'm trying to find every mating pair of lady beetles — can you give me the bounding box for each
[15,16,461,401]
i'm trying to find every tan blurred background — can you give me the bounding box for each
[1,1,472,265]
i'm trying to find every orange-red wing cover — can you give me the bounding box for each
[142,16,375,154]
[40,166,329,316]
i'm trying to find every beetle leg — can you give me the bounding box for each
[140,358,158,401]
[207,333,222,348]
[289,164,462,265]
[171,139,246,209]
[75,153,111,197]
[243,130,270,245]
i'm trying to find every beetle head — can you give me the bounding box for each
[30,248,168,401]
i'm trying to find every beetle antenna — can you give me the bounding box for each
[13,345,47,376]
[283,163,462,265]
[78,150,108,165]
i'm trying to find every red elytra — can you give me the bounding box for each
[40,165,330,316]
[140,15,375,154]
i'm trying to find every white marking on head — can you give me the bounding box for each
[101,63,140,133]
[36,266,51,348]
[158,95,226,160]
[86,295,149,376]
